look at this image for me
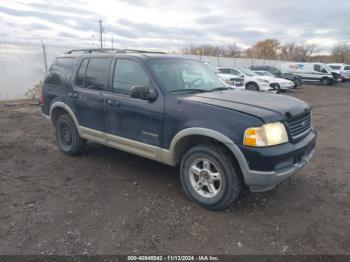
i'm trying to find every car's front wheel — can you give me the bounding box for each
[245,83,259,91]
[180,144,241,210]
[56,114,85,155]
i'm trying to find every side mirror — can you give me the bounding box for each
[131,86,158,102]
[239,74,245,77]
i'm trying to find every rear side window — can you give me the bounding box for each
[112,59,150,94]
[45,57,74,86]
[83,58,111,91]
[76,59,89,88]
[344,66,350,70]
[330,66,341,70]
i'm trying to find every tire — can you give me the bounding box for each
[275,84,282,92]
[55,114,85,155]
[180,144,241,210]
[245,82,259,91]
[320,77,331,85]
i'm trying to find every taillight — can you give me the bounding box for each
[40,90,45,105]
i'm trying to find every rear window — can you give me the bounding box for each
[77,57,111,91]
[45,57,75,86]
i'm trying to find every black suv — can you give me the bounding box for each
[41,49,316,210]
[250,65,302,88]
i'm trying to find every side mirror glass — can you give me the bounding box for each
[131,86,158,102]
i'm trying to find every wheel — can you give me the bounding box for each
[320,77,331,85]
[275,84,282,92]
[55,114,85,155]
[180,144,241,210]
[245,83,259,91]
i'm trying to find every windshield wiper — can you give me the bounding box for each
[209,87,231,92]
[168,89,208,94]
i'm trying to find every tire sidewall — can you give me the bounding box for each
[180,145,239,209]
[246,83,259,91]
[55,115,80,154]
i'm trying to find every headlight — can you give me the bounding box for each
[257,78,269,83]
[243,122,288,147]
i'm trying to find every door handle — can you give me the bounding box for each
[68,92,79,98]
[107,99,121,107]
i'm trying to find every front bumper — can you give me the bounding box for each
[239,128,317,192]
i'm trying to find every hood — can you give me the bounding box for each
[256,75,275,82]
[276,77,292,83]
[184,90,310,122]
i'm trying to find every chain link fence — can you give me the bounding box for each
[0,43,288,101]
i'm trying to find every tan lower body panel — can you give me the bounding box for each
[79,126,173,165]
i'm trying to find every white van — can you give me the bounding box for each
[327,63,350,81]
[281,62,341,85]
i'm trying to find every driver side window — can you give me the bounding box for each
[113,59,150,94]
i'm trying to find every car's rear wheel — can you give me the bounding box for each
[245,83,259,91]
[56,114,85,155]
[180,144,241,210]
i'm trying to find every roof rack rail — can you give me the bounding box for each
[65,48,167,54]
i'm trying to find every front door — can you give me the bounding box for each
[104,58,164,150]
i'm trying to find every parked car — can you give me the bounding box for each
[204,63,244,88]
[41,49,316,210]
[217,67,279,92]
[249,65,302,88]
[281,62,341,85]
[251,70,294,91]
[327,63,350,81]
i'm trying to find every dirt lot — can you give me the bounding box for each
[0,83,350,255]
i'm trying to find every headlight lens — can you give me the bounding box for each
[243,122,289,147]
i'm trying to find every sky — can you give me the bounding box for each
[0,0,349,52]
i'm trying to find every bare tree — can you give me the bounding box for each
[297,43,321,62]
[331,42,350,63]
[226,42,242,57]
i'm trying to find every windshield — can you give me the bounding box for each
[149,59,228,94]
[239,68,257,76]
[324,64,335,72]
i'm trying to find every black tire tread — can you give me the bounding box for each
[55,114,85,155]
[180,144,241,210]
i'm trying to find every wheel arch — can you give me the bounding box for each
[245,81,259,89]
[165,128,250,180]
[50,102,80,132]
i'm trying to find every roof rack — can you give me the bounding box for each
[65,48,167,54]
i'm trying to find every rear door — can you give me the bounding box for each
[71,57,112,135]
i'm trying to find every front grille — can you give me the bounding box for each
[287,112,312,139]
[234,80,244,87]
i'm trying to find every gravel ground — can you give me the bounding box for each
[0,83,349,255]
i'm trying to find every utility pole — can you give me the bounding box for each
[40,39,48,74]
[98,20,103,48]
[111,36,114,48]
[176,22,180,55]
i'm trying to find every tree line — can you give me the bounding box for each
[182,39,350,63]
